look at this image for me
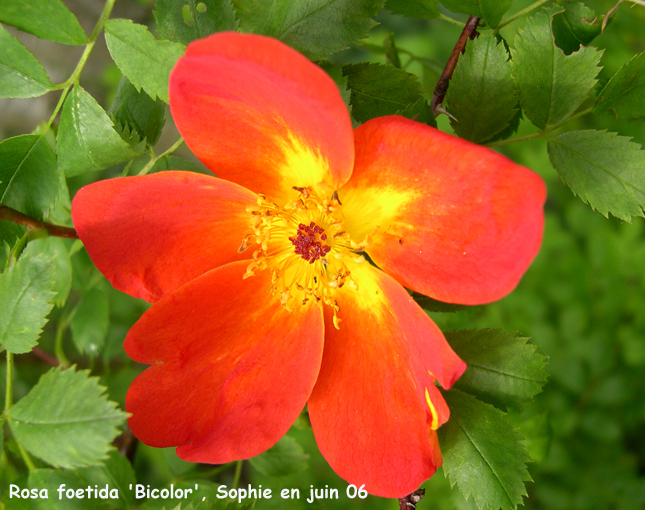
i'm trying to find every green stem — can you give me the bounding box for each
[232,460,243,490]
[16,441,36,473]
[486,106,594,147]
[138,138,185,175]
[44,0,118,133]
[5,352,13,413]
[54,318,71,368]
[440,13,466,27]
[497,0,552,29]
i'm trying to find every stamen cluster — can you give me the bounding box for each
[289,222,331,263]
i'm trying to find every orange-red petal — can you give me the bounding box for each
[125,260,324,463]
[71,171,257,302]
[308,261,466,498]
[341,116,546,305]
[169,32,354,204]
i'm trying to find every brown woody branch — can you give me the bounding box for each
[431,15,481,117]
[399,488,426,510]
[0,205,79,239]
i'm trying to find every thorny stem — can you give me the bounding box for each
[44,0,118,133]
[138,137,185,175]
[497,0,552,29]
[0,205,79,240]
[430,16,481,117]
[485,107,594,147]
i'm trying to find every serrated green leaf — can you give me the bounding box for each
[233,0,384,60]
[396,98,438,127]
[547,130,645,221]
[78,450,136,510]
[0,251,56,354]
[29,469,113,510]
[0,24,54,99]
[446,30,517,143]
[551,2,603,55]
[71,288,110,356]
[595,52,645,120]
[7,366,128,469]
[0,135,58,220]
[249,434,309,477]
[343,62,424,123]
[24,237,72,307]
[0,0,86,45]
[439,389,531,510]
[440,0,512,28]
[385,0,439,19]
[511,10,601,129]
[155,0,238,44]
[104,19,185,103]
[57,85,139,177]
[319,61,352,115]
[446,329,548,409]
[108,76,166,148]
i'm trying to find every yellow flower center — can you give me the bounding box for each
[238,185,373,328]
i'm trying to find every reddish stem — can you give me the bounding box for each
[31,347,60,367]
[399,488,426,510]
[0,205,79,239]
[431,15,481,116]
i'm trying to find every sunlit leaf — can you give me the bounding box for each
[104,19,185,103]
[439,389,531,510]
[0,0,86,45]
[7,366,128,469]
[0,25,54,99]
[0,251,56,354]
[547,130,645,221]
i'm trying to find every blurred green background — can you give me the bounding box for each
[2,1,645,509]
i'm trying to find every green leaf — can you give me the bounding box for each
[149,155,208,174]
[77,450,137,510]
[319,61,352,114]
[446,329,548,409]
[0,135,58,220]
[24,237,72,307]
[233,0,384,60]
[108,76,166,148]
[440,0,512,28]
[445,30,518,143]
[413,292,468,312]
[595,52,645,120]
[57,85,139,177]
[511,10,601,129]
[155,0,238,44]
[343,62,424,123]
[0,24,54,99]
[385,0,439,19]
[71,288,110,356]
[396,98,437,128]
[547,130,645,221]
[7,366,128,469]
[0,251,56,354]
[551,2,603,55]
[28,469,113,510]
[249,434,309,477]
[439,389,531,510]
[104,19,185,103]
[0,0,86,45]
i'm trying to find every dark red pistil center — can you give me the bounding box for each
[289,222,331,264]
